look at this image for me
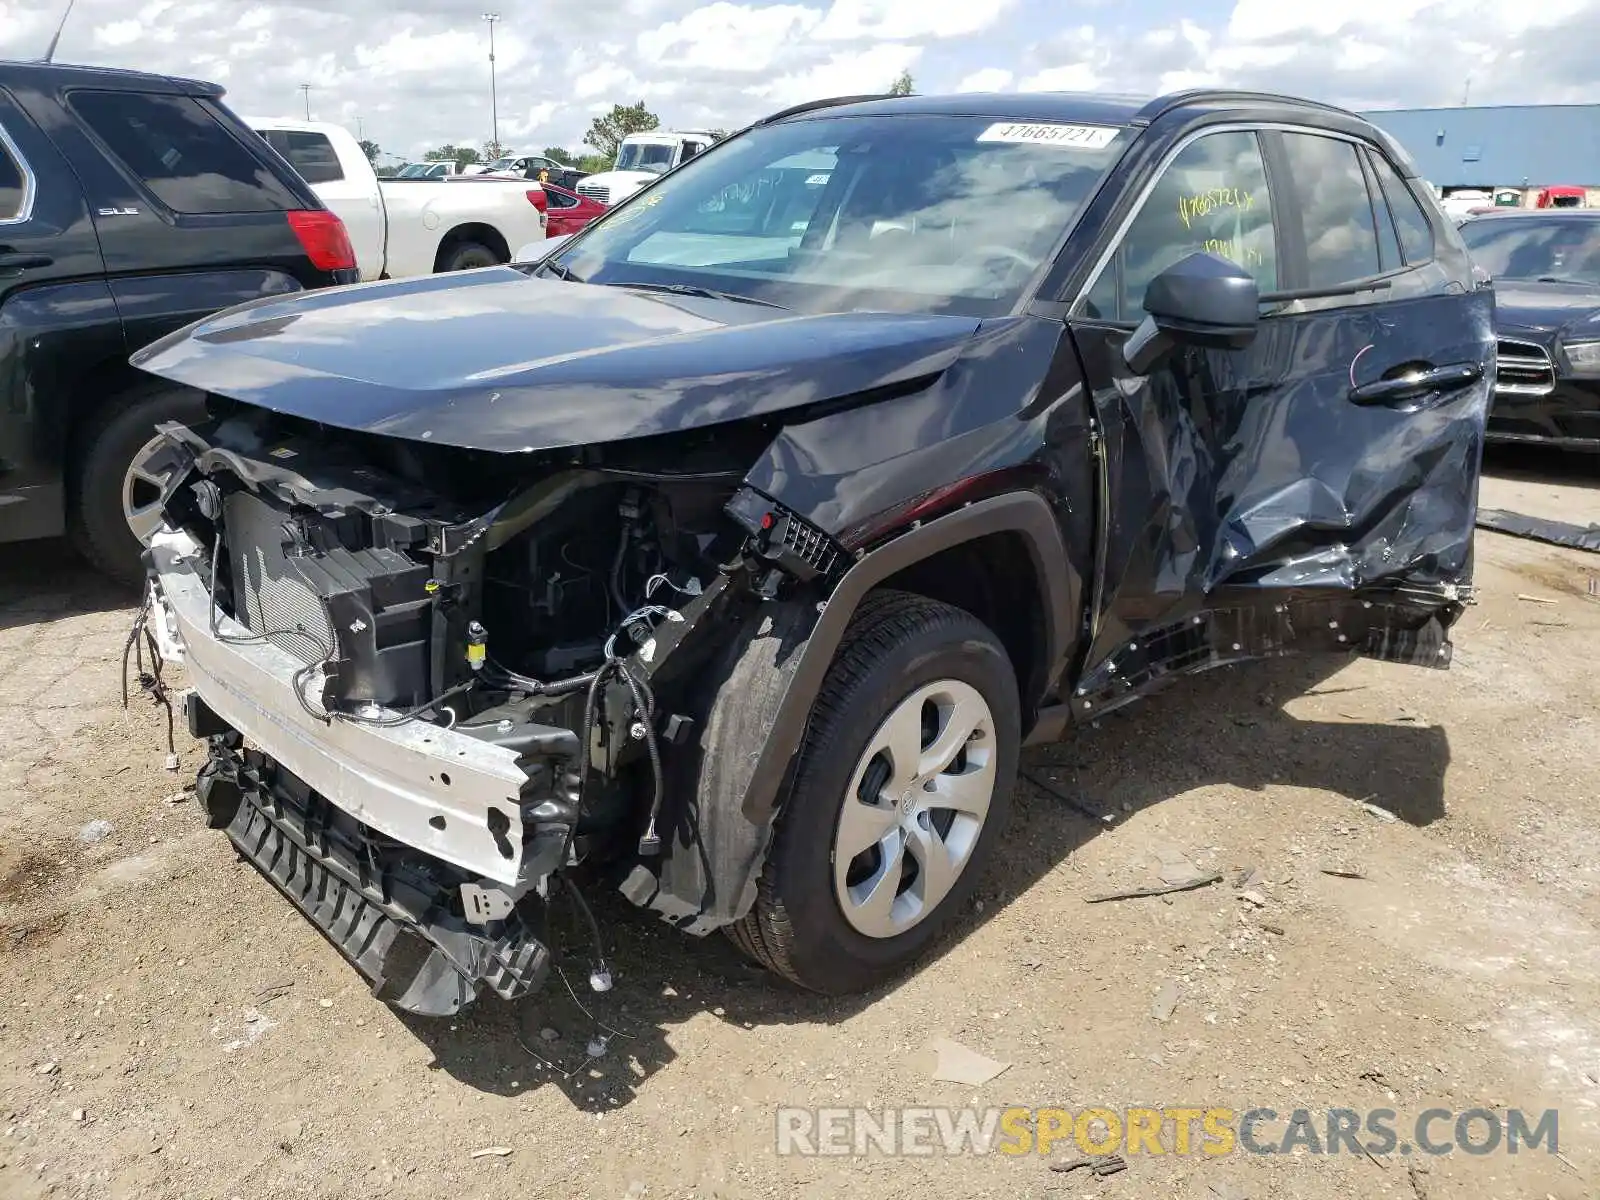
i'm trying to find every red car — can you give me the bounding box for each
[543,183,607,236]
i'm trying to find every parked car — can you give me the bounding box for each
[1439,189,1493,220]
[540,182,607,236]
[395,160,464,179]
[478,152,587,192]
[1458,208,1600,448]
[249,119,547,278]
[129,88,1490,1017]
[575,129,717,205]
[1535,186,1586,209]
[0,59,356,585]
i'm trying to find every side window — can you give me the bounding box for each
[1368,151,1435,265]
[546,188,578,209]
[1084,130,1277,322]
[680,140,701,163]
[0,126,27,220]
[280,131,343,185]
[1280,132,1380,288]
[68,91,300,214]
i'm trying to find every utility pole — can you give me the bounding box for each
[482,13,500,154]
[299,83,312,120]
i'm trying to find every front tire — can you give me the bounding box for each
[730,591,1020,994]
[69,382,207,587]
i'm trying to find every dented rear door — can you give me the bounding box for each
[1064,123,1492,716]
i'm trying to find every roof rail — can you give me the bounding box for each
[752,93,898,127]
[1134,89,1354,126]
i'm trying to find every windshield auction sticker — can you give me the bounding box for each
[976,122,1119,150]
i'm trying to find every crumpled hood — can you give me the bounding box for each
[130,268,980,453]
[1492,280,1600,337]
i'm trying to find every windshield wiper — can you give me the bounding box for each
[614,281,788,309]
[539,259,583,282]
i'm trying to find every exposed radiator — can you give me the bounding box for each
[224,491,336,665]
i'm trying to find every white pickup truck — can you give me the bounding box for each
[574,129,718,206]
[248,119,547,280]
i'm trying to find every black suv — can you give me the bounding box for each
[129,89,1491,1017]
[0,61,355,584]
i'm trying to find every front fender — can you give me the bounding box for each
[736,489,1074,827]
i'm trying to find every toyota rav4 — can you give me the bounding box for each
[126,89,1492,1017]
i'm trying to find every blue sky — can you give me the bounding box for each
[3,0,1597,160]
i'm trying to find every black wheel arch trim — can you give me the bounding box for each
[736,488,1075,825]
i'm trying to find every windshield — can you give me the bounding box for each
[615,141,677,175]
[397,163,430,178]
[554,113,1128,317]
[490,157,518,171]
[1460,217,1600,285]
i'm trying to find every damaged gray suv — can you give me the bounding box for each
[128,89,1493,1016]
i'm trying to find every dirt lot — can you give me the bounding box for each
[1,449,1597,1200]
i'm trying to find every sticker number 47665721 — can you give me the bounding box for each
[976,122,1119,150]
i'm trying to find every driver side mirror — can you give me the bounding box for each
[1123,252,1261,375]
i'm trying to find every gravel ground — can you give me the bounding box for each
[1,449,1597,1200]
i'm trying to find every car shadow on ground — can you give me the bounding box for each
[1482,443,1600,488]
[0,538,136,633]
[402,653,1451,1110]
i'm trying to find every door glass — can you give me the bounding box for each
[546,188,579,209]
[1084,130,1277,322]
[1281,132,1381,288]
[69,91,300,214]
[0,128,24,219]
[1368,152,1435,265]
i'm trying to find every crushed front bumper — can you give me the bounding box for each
[148,527,580,1013]
[199,737,550,1016]
[150,528,545,888]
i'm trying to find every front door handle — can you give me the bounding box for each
[1348,361,1483,406]
[0,251,54,271]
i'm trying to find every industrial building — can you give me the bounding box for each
[1359,104,1600,206]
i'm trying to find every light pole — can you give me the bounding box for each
[298,83,312,120]
[482,13,500,155]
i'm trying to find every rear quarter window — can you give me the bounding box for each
[262,129,345,185]
[0,127,25,219]
[1367,151,1435,266]
[68,90,300,215]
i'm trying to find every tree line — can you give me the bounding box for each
[372,73,913,173]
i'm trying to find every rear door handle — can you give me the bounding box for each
[0,251,54,271]
[1348,362,1484,406]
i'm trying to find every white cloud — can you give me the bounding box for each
[639,2,821,73]
[813,0,1011,41]
[354,29,485,74]
[572,63,641,101]
[1019,62,1100,92]
[955,67,1012,92]
[94,20,143,47]
[748,42,922,106]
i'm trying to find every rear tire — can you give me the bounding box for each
[69,381,206,588]
[729,591,1020,994]
[438,240,502,272]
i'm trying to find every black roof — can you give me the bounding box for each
[0,59,224,97]
[761,88,1363,130]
